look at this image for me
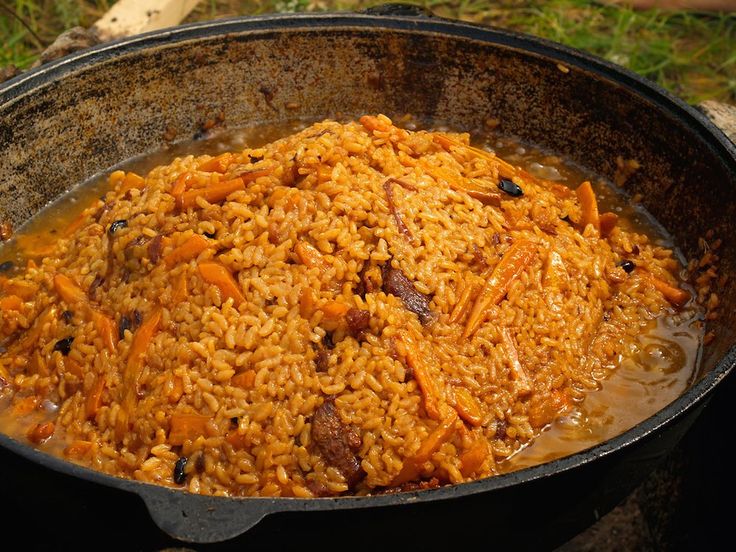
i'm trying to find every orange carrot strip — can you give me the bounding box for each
[642,271,691,308]
[359,115,391,132]
[172,272,188,305]
[463,241,537,338]
[460,437,491,477]
[90,310,116,352]
[168,413,210,446]
[164,235,210,267]
[64,440,92,460]
[198,262,245,306]
[575,181,600,233]
[453,387,484,427]
[225,430,249,450]
[449,267,493,325]
[320,300,351,320]
[53,274,87,305]
[119,172,145,194]
[599,211,618,238]
[433,134,517,179]
[120,307,163,427]
[198,152,233,173]
[0,295,22,311]
[179,177,245,209]
[85,376,106,419]
[171,172,194,210]
[12,395,39,416]
[399,328,443,421]
[238,166,273,184]
[500,328,532,395]
[295,241,329,272]
[392,410,458,486]
[231,369,256,389]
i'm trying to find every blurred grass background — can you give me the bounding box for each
[1,1,734,104]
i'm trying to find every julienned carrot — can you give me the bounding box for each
[460,437,491,477]
[198,152,233,173]
[0,277,37,300]
[91,309,117,352]
[463,241,537,338]
[500,329,532,395]
[120,307,163,426]
[392,410,459,486]
[295,241,329,272]
[119,172,145,194]
[449,267,493,325]
[238,167,274,184]
[432,134,517,179]
[0,295,22,311]
[179,177,245,209]
[164,235,210,267]
[575,181,600,233]
[642,270,691,308]
[53,274,87,304]
[453,387,484,427]
[599,211,618,238]
[64,440,92,459]
[359,115,391,132]
[198,262,245,307]
[171,172,193,210]
[423,164,501,207]
[231,369,256,389]
[398,327,443,421]
[172,272,188,305]
[85,376,105,419]
[168,413,210,445]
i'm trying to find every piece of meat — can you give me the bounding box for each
[382,266,435,325]
[345,308,370,339]
[311,397,365,488]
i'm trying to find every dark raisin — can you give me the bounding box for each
[133,310,143,328]
[0,260,14,272]
[88,274,104,300]
[203,231,216,239]
[498,178,523,197]
[118,315,131,340]
[53,336,74,356]
[173,456,188,484]
[495,418,507,440]
[148,235,163,265]
[230,417,239,429]
[248,154,263,164]
[61,310,74,324]
[618,260,636,273]
[108,220,128,235]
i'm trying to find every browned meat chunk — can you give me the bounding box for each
[373,477,442,495]
[345,308,370,339]
[311,397,365,488]
[382,266,435,325]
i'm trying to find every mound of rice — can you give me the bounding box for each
[0,115,691,497]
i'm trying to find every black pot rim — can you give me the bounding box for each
[1,9,735,518]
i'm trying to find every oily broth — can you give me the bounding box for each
[0,119,703,469]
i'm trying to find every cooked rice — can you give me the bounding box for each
[0,115,693,497]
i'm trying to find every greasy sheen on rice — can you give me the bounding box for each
[0,115,693,497]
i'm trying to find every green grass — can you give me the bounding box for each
[1,0,735,104]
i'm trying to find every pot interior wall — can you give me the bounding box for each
[1,22,734,377]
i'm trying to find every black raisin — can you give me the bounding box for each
[203,231,216,239]
[618,260,636,273]
[230,417,239,429]
[323,332,335,350]
[0,260,14,272]
[173,456,188,484]
[61,310,74,324]
[118,315,131,340]
[133,310,143,328]
[248,154,263,164]
[108,220,128,235]
[53,336,74,356]
[498,178,523,197]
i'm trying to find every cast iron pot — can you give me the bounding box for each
[1,5,734,550]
